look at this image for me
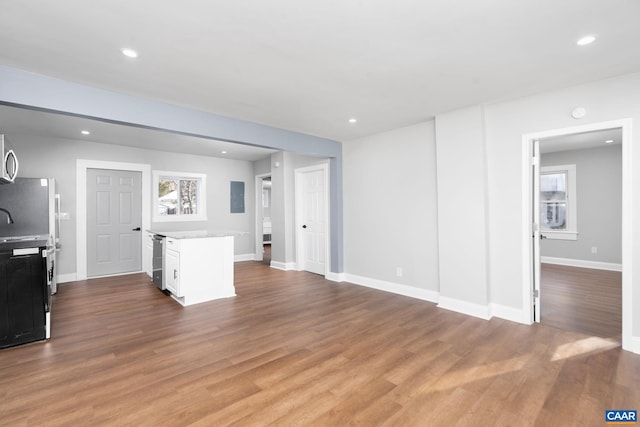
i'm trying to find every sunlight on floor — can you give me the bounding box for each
[416,336,621,394]
[550,336,620,362]
[426,355,530,393]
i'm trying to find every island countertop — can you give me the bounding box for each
[146,229,248,239]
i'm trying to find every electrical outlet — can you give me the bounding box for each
[396,267,403,277]
[591,246,598,254]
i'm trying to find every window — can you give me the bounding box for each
[153,171,206,222]
[540,164,577,240]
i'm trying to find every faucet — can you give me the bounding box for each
[0,208,14,224]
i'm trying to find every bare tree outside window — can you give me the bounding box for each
[153,171,207,221]
[180,180,197,214]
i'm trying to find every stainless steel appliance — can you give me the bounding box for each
[0,134,19,184]
[152,234,165,290]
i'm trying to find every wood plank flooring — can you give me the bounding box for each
[1,261,639,426]
[540,263,621,340]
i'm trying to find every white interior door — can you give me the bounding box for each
[87,168,142,277]
[531,139,541,322]
[296,165,328,275]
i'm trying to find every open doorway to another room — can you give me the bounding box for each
[524,118,632,352]
[254,173,272,266]
[538,129,622,341]
[261,176,272,266]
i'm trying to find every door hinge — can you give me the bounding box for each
[533,289,539,298]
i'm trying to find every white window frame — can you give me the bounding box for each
[540,164,577,240]
[153,170,207,222]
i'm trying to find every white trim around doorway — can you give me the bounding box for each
[521,118,633,353]
[76,160,151,281]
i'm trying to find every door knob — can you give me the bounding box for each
[132,227,141,231]
[302,225,307,229]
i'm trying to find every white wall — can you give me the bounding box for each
[270,151,287,266]
[343,122,439,300]
[253,157,271,176]
[12,134,256,278]
[435,106,490,317]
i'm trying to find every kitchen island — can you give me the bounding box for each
[150,230,235,306]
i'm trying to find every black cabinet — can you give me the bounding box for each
[0,249,47,349]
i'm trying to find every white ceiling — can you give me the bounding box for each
[540,128,622,154]
[1,0,640,148]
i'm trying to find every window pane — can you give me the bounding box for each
[158,179,178,216]
[540,202,566,230]
[153,171,206,222]
[540,173,566,201]
[179,180,198,215]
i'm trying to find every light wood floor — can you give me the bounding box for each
[1,261,639,426]
[541,263,622,340]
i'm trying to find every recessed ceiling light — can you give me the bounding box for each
[221,150,228,154]
[348,118,357,124]
[121,47,139,58]
[81,130,90,135]
[576,35,596,46]
[571,107,586,119]
[605,139,614,144]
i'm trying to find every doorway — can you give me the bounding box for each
[86,168,142,277]
[295,164,329,276]
[522,119,632,351]
[537,130,622,339]
[255,173,272,264]
[76,160,151,281]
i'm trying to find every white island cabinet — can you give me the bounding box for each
[161,232,235,306]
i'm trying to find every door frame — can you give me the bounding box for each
[76,159,151,281]
[531,138,541,322]
[521,118,632,351]
[294,163,330,277]
[254,173,271,261]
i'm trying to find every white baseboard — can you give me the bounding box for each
[438,296,491,320]
[234,253,255,262]
[270,261,298,271]
[344,274,439,303]
[541,256,622,272]
[325,272,346,282]
[490,303,526,324]
[630,336,640,355]
[57,273,77,284]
